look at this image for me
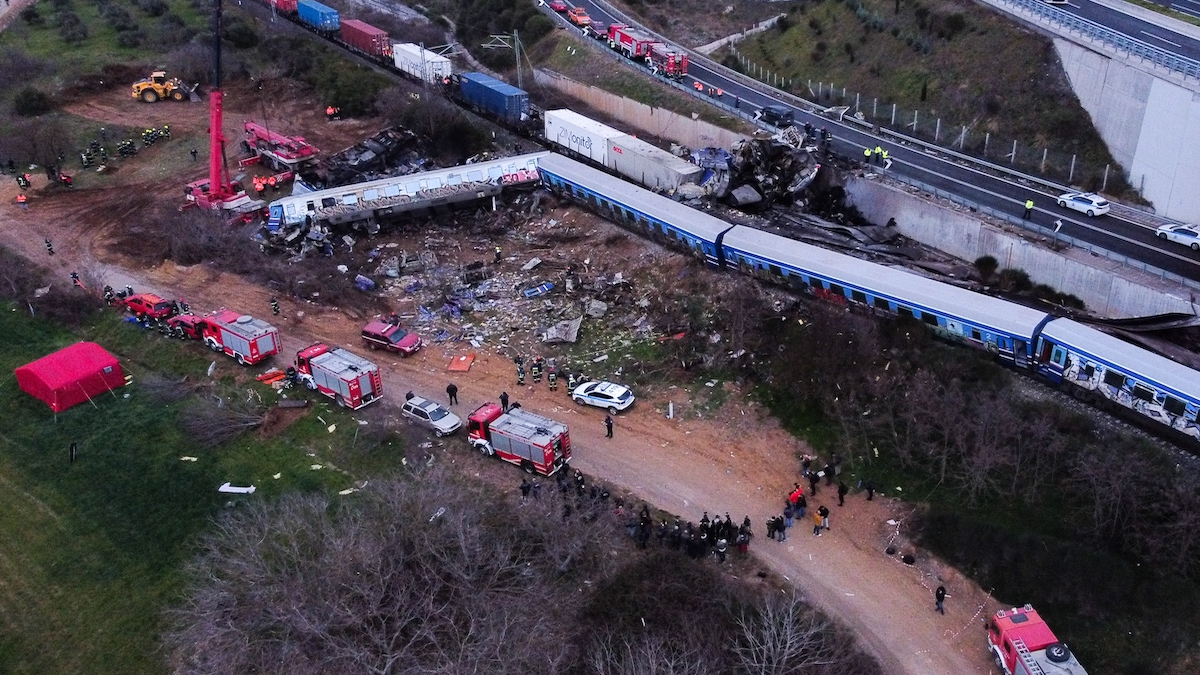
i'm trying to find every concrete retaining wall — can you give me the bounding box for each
[533,70,749,150]
[844,178,1197,318]
[1056,39,1200,225]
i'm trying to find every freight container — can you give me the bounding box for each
[297,0,339,33]
[392,43,452,84]
[607,134,702,191]
[458,73,530,125]
[544,109,624,167]
[267,0,298,13]
[341,19,391,59]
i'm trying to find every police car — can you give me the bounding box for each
[571,381,636,414]
[1056,192,1110,217]
[1156,223,1200,251]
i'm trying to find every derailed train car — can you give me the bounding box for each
[535,153,1200,445]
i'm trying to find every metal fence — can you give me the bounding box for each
[888,171,1200,294]
[993,0,1200,80]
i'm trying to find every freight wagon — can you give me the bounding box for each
[544,109,701,191]
[456,73,531,125]
[340,19,391,59]
[297,0,339,33]
[392,43,452,84]
[544,109,623,166]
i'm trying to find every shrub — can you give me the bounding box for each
[223,17,259,49]
[973,255,998,282]
[998,267,1032,293]
[20,6,44,25]
[135,0,168,16]
[117,28,144,48]
[12,87,53,117]
[523,13,553,42]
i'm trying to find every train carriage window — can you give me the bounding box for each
[851,290,868,304]
[428,178,443,189]
[811,279,826,290]
[874,297,891,311]
[1132,383,1155,402]
[1103,370,1126,388]
[1083,363,1095,378]
[448,175,463,186]
[488,166,503,180]
[898,306,914,319]
[829,283,845,297]
[789,275,808,291]
[1164,396,1186,416]
[406,181,421,194]
[363,189,379,201]
[768,264,783,276]
[383,185,401,197]
[320,197,337,208]
[285,203,296,216]
[306,201,316,212]
[341,194,358,205]
[921,312,939,326]
[971,329,982,341]
[467,170,485,182]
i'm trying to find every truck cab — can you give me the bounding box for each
[987,605,1088,675]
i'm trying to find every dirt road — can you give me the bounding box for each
[0,119,999,675]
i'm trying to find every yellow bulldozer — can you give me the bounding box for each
[131,71,199,103]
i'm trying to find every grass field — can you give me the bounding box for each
[0,306,402,674]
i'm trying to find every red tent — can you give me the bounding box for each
[15,342,126,412]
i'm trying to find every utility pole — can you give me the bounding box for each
[482,31,524,89]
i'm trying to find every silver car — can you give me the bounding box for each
[400,395,462,437]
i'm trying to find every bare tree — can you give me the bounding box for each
[732,592,842,675]
[179,392,267,449]
[587,631,715,675]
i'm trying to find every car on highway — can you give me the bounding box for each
[1056,192,1110,217]
[567,6,591,27]
[572,381,636,414]
[1156,223,1200,251]
[361,318,422,356]
[547,0,568,11]
[401,395,462,437]
[758,105,795,128]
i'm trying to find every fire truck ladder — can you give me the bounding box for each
[1011,639,1046,675]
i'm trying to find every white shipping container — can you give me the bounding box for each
[392,43,451,84]
[544,109,624,167]
[607,134,703,191]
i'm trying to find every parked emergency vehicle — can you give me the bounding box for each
[182,310,281,365]
[987,605,1089,675]
[118,292,178,320]
[606,24,688,79]
[467,403,571,476]
[294,343,383,409]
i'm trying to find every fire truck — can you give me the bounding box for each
[987,605,1089,675]
[294,343,383,409]
[467,403,571,476]
[606,24,688,79]
[170,310,280,365]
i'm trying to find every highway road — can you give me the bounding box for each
[1062,0,1200,60]
[562,0,1200,284]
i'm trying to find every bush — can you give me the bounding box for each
[973,255,998,282]
[997,267,1032,293]
[21,6,44,25]
[135,0,168,16]
[522,13,553,42]
[223,17,259,49]
[116,28,144,48]
[12,87,53,117]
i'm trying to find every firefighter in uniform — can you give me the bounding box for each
[70,271,80,288]
[103,285,115,304]
[270,297,281,316]
[566,371,578,392]
[531,357,543,384]
[494,246,502,264]
[517,363,526,386]
[268,175,278,193]
[547,359,558,391]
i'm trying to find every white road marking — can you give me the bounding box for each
[1171,3,1200,18]
[1141,30,1183,47]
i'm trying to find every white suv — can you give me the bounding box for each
[400,395,462,437]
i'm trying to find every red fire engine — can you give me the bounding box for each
[467,403,571,476]
[987,605,1089,675]
[294,343,383,409]
[170,310,280,365]
[606,24,688,79]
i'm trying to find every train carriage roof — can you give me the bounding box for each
[722,226,1051,338]
[1041,318,1200,401]
[536,154,733,243]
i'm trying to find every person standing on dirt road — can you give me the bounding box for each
[807,471,819,495]
[500,391,510,412]
[605,415,614,438]
[818,505,831,531]
[446,382,458,406]
[935,586,947,615]
[838,481,849,506]
[812,510,823,537]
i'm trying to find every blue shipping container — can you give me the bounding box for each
[297,0,339,32]
[459,73,530,124]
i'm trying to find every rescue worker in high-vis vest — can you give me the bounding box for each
[531,357,543,383]
[547,360,558,391]
[517,363,526,386]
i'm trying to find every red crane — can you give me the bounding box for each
[185,0,256,214]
